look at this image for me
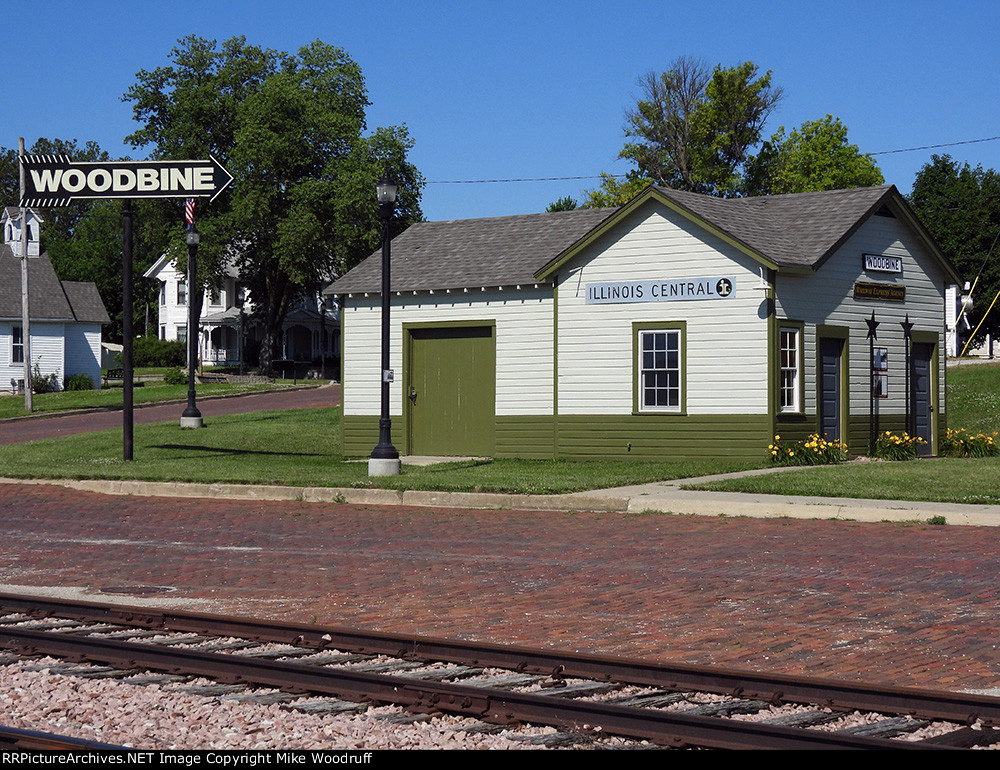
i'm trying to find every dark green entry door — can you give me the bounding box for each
[912,341,934,455]
[818,337,843,442]
[407,326,495,456]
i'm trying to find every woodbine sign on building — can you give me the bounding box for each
[19,155,233,207]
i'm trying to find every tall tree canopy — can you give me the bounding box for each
[123,35,424,372]
[743,115,884,196]
[579,58,880,208]
[614,57,783,199]
[909,154,1000,342]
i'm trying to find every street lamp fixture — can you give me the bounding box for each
[369,172,401,476]
[180,226,204,428]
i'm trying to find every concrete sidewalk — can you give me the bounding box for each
[9,459,999,528]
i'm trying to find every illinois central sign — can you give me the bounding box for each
[19,155,233,206]
[586,277,735,304]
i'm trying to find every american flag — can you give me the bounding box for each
[185,198,195,229]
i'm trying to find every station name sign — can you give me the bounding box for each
[19,155,234,206]
[586,277,735,304]
[863,253,903,274]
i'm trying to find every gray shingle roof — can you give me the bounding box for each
[0,246,109,324]
[61,281,111,324]
[329,207,614,294]
[329,185,927,295]
[654,185,896,269]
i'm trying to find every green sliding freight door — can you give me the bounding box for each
[407,325,495,456]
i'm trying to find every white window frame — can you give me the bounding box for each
[177,280,187,306]
[11,325,24,364]
[779,326,801,413]
[638,328,682,413]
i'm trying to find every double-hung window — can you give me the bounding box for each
[177,280,187,306]
[11,326,23,364]
[638,327,682,412]
[779,326,801,412]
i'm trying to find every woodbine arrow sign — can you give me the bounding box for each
[19,155,234,207]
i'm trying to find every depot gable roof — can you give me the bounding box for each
[330,185,960,295]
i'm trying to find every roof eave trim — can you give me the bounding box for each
[534,186,778,281]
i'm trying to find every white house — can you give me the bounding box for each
[1,208,110,392]
[330,185,961,459]
[144,253,339,374]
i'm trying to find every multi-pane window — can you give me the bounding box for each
[159,281,167,306]
[779,327,800,412]
[639,329,681,411]
[11,326,23,364]
[177,280,187,306]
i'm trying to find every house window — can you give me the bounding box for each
[176,326,187,343]
[12,326,23,364]
[209,285,222,306]
[159,281,166,306]
[177,280,187,306]
[638,328,682,412]
[779,326,801,412]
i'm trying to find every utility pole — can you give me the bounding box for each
[18,138,32,412]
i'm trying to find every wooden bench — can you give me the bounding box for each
[102,368,125,387]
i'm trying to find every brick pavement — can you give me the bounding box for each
[0,384,337,445]
[2,483,999,692]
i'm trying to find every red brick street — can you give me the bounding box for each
[1,384,998,693]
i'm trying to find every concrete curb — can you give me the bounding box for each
[3,475,998,527]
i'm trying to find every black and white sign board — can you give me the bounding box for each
[19,155,234,207]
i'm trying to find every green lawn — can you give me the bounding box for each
[687,361,1000,504]
[0,407,760,494]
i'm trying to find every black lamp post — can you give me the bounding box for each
[180,226,204,428]
[368,172,401,476]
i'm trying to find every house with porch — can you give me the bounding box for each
[144,253,339,375]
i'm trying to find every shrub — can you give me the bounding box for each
[163,367,187,385]
[30,362,59,394]
[940,428,1000,458]
[133,337,186,367]
[768,434,848,466]
[64,373,94,391]
[873,430,924,461]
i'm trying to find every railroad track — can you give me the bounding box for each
[1,592,997,750]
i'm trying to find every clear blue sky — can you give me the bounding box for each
[4,0,998,222]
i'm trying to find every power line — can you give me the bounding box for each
[870,135,1000,156]
[426,136,1000,185]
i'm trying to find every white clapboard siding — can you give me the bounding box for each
[556,202,769,416]
[343,287,553,417]
[64,324,103,385]
[776,213,947,416]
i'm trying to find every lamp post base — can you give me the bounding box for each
[368,457,401,477]
[179,415,204,429]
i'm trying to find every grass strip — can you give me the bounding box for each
[0,407,762,494]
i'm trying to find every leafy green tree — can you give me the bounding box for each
[909,154,1000,342]
[546,196,578,212]
[123,36,424,373]
[743,115,884,196]
[581,173,650,208]
[619,57,782,197]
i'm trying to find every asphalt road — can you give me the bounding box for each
[0,384,338,445]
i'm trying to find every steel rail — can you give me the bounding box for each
[1,592,998,729]
[0,724,126,751]
[0,626,942,750]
